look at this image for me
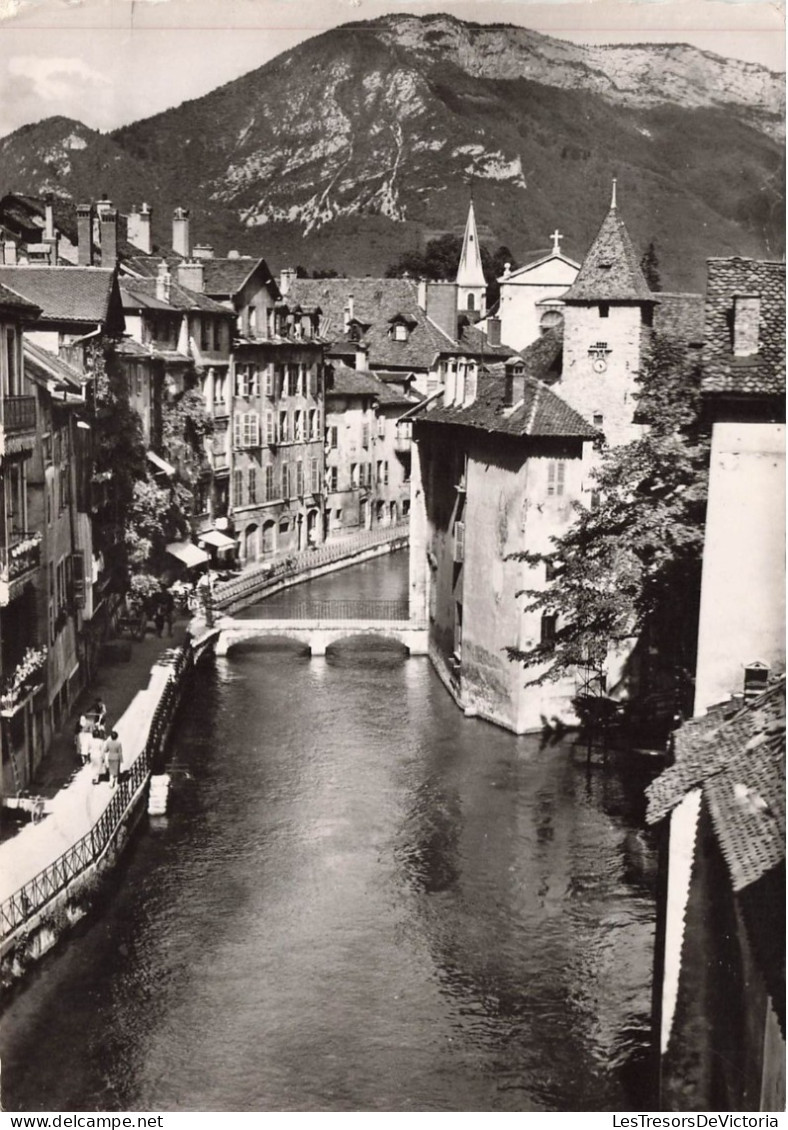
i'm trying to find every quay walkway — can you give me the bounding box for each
[0,523,411,954]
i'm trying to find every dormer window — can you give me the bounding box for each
[348,324,361,342]
[393,323,408,342]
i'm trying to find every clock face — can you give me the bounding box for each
[593,358,607,373]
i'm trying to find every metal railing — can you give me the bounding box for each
[0,645,192,942]
[253,599,409,621]
[0,532,42,582]
[4,396,36,434]
[213,522,410,611]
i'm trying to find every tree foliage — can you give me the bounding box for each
[385,234,516,307]
[508,334,709,698]
[640,241,662,291]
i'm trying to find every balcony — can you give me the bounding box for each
[394,423,412,452]
[0,531,42,606]
[4,396,36,434]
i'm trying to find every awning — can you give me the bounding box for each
[166,541,209,569]
[147,450,176,476]
[198,529,236,550]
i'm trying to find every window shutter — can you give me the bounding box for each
[233,413,242,449]
[557,461,565,496]
[282,462,289,499]
[454,521,465,563]
[296,460,304,496]
[71,551,85,608]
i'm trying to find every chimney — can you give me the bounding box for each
[3,241,17,266]
[487,316,501,347]
[77,203,94,265]
[426,281,459,342]
[442,360,457,408]
[172,207,191,258]
[44,195,55,240]
[279,267,296,296]
[177,259,204,293]
[127,202,152,255]
[155,260,172,304]
[347,293,355,322]
[417,278,427,311]
[100,207,118,270]
[193,244,214,260]
[455,361,466,407]
[504,360,526,408]
[354,343,368,372]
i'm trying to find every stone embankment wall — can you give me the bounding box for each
[213,526,409,615]
[0,646,193,993]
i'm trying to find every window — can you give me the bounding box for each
[297,366,305,397]
[362,423,369,448]
[214,372,227,411]
[233,412,260,448]
[545,559,561,582]
[327,466,338,492]
[309,409,319,439]
[264,464,274,501]
[351,463,360,488]
[599,303,609,318]
[467,294,475,312]
[265,411,276,445]
[393,323,408,341]
[281,462,290,499]
[213,321,222,351]
[381,462,388,486]
[453,520,465,563]
[294,410,305,442]
[593,413,604,428]
[234,469,244,506]
[248,307,257,336]
[547,461,566,497]
[279,411,289,442]
[265,368,274,398]
[287,367,298,398]
[310,458,320,495]
[540,613,557,645]
[377,414,385,438]
[248,467,257,504]
[296,460,304,496]
[328,426,338,449]
[200,320,210,352]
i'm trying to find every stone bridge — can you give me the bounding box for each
[214,617,429,657]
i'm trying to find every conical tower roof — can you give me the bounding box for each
[456,198,487,289]
[563,183,655,303]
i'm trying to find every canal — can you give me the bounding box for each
[0,551,660,1112]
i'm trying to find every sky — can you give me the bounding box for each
[0,0,784,139]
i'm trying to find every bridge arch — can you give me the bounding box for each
[215,620,428,658]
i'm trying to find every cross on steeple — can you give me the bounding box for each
[550,229,563,255]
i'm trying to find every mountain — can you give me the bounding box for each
[0,15,783,289]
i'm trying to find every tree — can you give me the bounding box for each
[640,241,662,291]
[507,334,709,707]
[385,236,517,308]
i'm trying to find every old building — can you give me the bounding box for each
[646,677,785,1111]
[408,363,596,733]
[0,283,44,795]
[495,230,580,352]
[324,366,418,537]
[692,258,785,715]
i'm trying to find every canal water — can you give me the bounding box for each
[0,551,660,1112]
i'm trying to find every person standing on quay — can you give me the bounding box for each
[103,730,123,790]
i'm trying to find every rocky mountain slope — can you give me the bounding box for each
[0,14,783,289]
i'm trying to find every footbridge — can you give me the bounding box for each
[214,600,428,657]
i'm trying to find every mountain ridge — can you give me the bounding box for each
[0,14,783,289]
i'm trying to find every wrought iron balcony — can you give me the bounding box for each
[0,531,42,605]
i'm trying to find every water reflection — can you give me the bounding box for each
[0,553,659,1112]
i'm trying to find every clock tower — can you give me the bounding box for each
[558,181,658,447]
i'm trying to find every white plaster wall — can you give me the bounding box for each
[498,259,577,351]
[694,421,785,714]
[560,303,646,446]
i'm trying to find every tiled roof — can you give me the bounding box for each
[646,677,785,893]
[121,277,231,315]
[517,325,564,384]
[0,280,40,316]
[0,266,120,324]
[4,194,146,263]
[203,257,277,299]
[654,292,705,345]
[501,250,580,281]
[562,205,655,303]
[326,364,418,406]
[290,277,504,371]
[701,258,785,398]
[412,369,596,439]
[24,338,83,390]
